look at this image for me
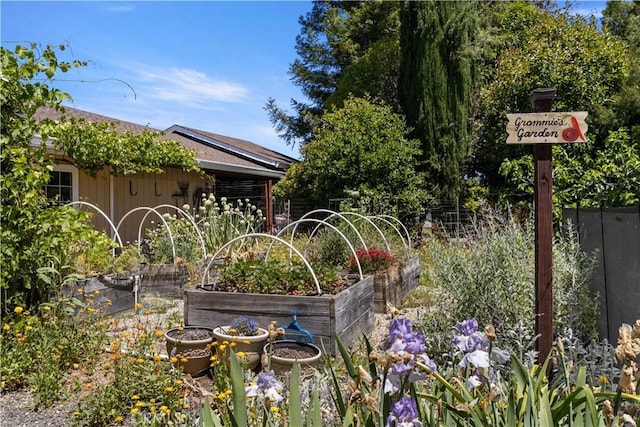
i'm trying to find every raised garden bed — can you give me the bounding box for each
[139,263,188,299]
[183,275,374,355]
[62,275,138,316]
[374,256,421,313]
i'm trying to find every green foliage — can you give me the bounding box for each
[275,97,428,221]
[72,311,190,426]
[399,0,477,199]
[0,44,97,307]
[501,129,640,215]
[143,213,202,264]
[474,3,629,192]
[418,209,600,360]
[51,119,201,177]
[304,228,351,268]
[215,257,344,295]
[0,43,201,309]
[332,318,639,427]
[195,195,265,255]
[0,271,109,407]
[326,37,400,111]
[266,1,401,145]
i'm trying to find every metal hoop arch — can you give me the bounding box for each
[269,218,364,280]
[203,233,322,295]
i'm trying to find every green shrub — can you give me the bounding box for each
[417,209,599,361]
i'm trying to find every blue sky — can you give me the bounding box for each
[1,1,313,157]
[2,1,606,158]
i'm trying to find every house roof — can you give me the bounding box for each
[35,106,296,179]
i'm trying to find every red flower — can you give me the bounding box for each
[348,247,396,274]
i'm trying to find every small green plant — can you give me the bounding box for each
[142,212,202,264]
[108,245,144,275]
[215,257,347,295]
[196,195,265,254]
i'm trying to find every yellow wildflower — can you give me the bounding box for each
[130,407,139,414]
[13,306,23,314]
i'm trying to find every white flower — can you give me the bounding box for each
[464,349,490,369]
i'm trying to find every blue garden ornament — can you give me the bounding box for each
[279,310,313,343]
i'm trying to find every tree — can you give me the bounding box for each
[602,0,640,138]
[0,44,200,309]
[273,96,427,220]
[266,0,401,146]
[473,3,629,203]
[398,0,478,199]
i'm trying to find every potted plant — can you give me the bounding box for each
[263,340,322,375]
[261,321,322,375]
[164,325,214,376]
[212,316,269,370]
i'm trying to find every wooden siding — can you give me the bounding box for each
[78,168,111,233]
[112,168,208,244]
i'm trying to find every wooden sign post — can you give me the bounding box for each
[505,88,588,364]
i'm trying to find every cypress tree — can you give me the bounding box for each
[398,0,476,199]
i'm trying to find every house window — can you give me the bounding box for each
[45,164,79,205]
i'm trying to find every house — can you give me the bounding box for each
[35,106,297,244]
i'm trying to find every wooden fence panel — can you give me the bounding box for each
[563,207,640,342]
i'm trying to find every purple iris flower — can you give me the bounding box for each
[457,317,478,336]
[385,318,414,344]
[403,331,427,354]
[419,354,437,374]
[385,396,422,427]
[256,370,278,390]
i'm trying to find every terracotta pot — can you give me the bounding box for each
[213,326,269,371]
[262,340,322,375]
[165,326,214,376]
[212,326,269,354]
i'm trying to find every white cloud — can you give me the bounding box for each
[103,3,135,13]
[135,67,249,107]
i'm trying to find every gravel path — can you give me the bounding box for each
[0,297,423,426]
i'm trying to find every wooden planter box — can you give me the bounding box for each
[62,275,137,316]
[374,256,421,313]
[183,275,375,355]
[139,263,188,299]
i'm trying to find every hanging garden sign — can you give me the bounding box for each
[506,112,588,144]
